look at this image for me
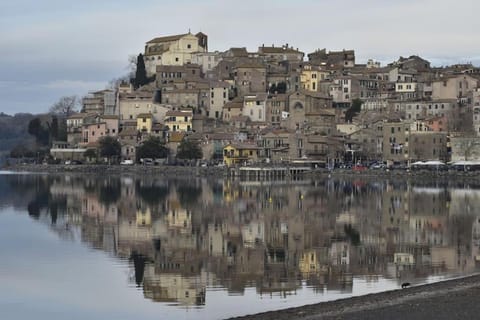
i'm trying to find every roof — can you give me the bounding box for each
[244,93,268,101]
[101,115,119,119]
[118,129,138,137]
[225,143,260,150]
[137,113,153,118]
[165,110,193,117]
[146,33,189,44]
[235,63,265,69]
[259,46,303,54]
[68,113,89,119]
[207,133,235,140]
[168,131,185,142]
[225,47,249,57]
[223,101,243,109]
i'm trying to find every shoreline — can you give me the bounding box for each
[4,164,480,181]
[228,273,480,319]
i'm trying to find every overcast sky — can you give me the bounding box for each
[1,0,480,115]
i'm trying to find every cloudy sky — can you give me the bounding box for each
[1,0,480,115]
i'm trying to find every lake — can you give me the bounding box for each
[1,172,479,319]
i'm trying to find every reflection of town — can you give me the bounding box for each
[17,175,480,307]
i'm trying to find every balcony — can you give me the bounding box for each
[306,149,328,156]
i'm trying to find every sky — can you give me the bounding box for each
[1,0,480,115]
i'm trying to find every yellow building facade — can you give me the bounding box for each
[223,144,259,166]
[165,110,193,132]
[137,113,153,133]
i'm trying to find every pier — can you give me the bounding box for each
[228,166,312,181]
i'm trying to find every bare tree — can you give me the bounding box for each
[49,96,80,117]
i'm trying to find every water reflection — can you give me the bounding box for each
[3,174,480,312]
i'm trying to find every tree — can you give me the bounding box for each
[269,83,277,94]
[133,53,148,89]
[84,148,97,162]
[345,98,363,123]
[28,118,50,146]
[49,96,79,117]
[276,82,287,94]
[10,145,34,158]
[48,116,59,141]
[98,136,121,163]
[269,82,287,94]
[136,136,168,161]
[176,139,203,160]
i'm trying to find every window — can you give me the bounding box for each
[175,57,179,62]
[187,44,191,49]
[143,118,146,123]
[211,92,214,98]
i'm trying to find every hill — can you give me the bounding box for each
[0,112,36,158]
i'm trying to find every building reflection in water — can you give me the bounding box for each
[8,174,480,307]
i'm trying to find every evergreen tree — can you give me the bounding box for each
[28,118,49,146]
[276,82,287,94]
[345,98,363,123]
[133,53,148,89]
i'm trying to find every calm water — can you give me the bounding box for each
[1,172,480,319]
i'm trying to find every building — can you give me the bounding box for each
[242,93,267,123]
[206,81,229,119]
[431,74,478,101]
[191,51,222,74]
[82,89,116,115]
[223,143,260,166]
[137,113,153,134]
[382,120,410,165]
[164,109,193,132]
[118,91,168,125]
[258,44,304,64]
[144,31,208,76]
[234,63,267,97]
[300,64,329,92]
[308,48,355,68]
[409,132,448,162]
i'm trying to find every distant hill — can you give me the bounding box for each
[0,112,36,157]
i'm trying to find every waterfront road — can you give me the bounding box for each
[229,274,480,320]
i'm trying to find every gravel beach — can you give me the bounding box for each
[228,274,480,320]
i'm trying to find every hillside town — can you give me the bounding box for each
[50,31,480,167]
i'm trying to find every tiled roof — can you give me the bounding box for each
[165,110,193,117]
[146,33,188,44]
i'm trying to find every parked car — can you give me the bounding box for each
[120,159,134,165]
[141,158,154,165]
[370,162,386,169]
